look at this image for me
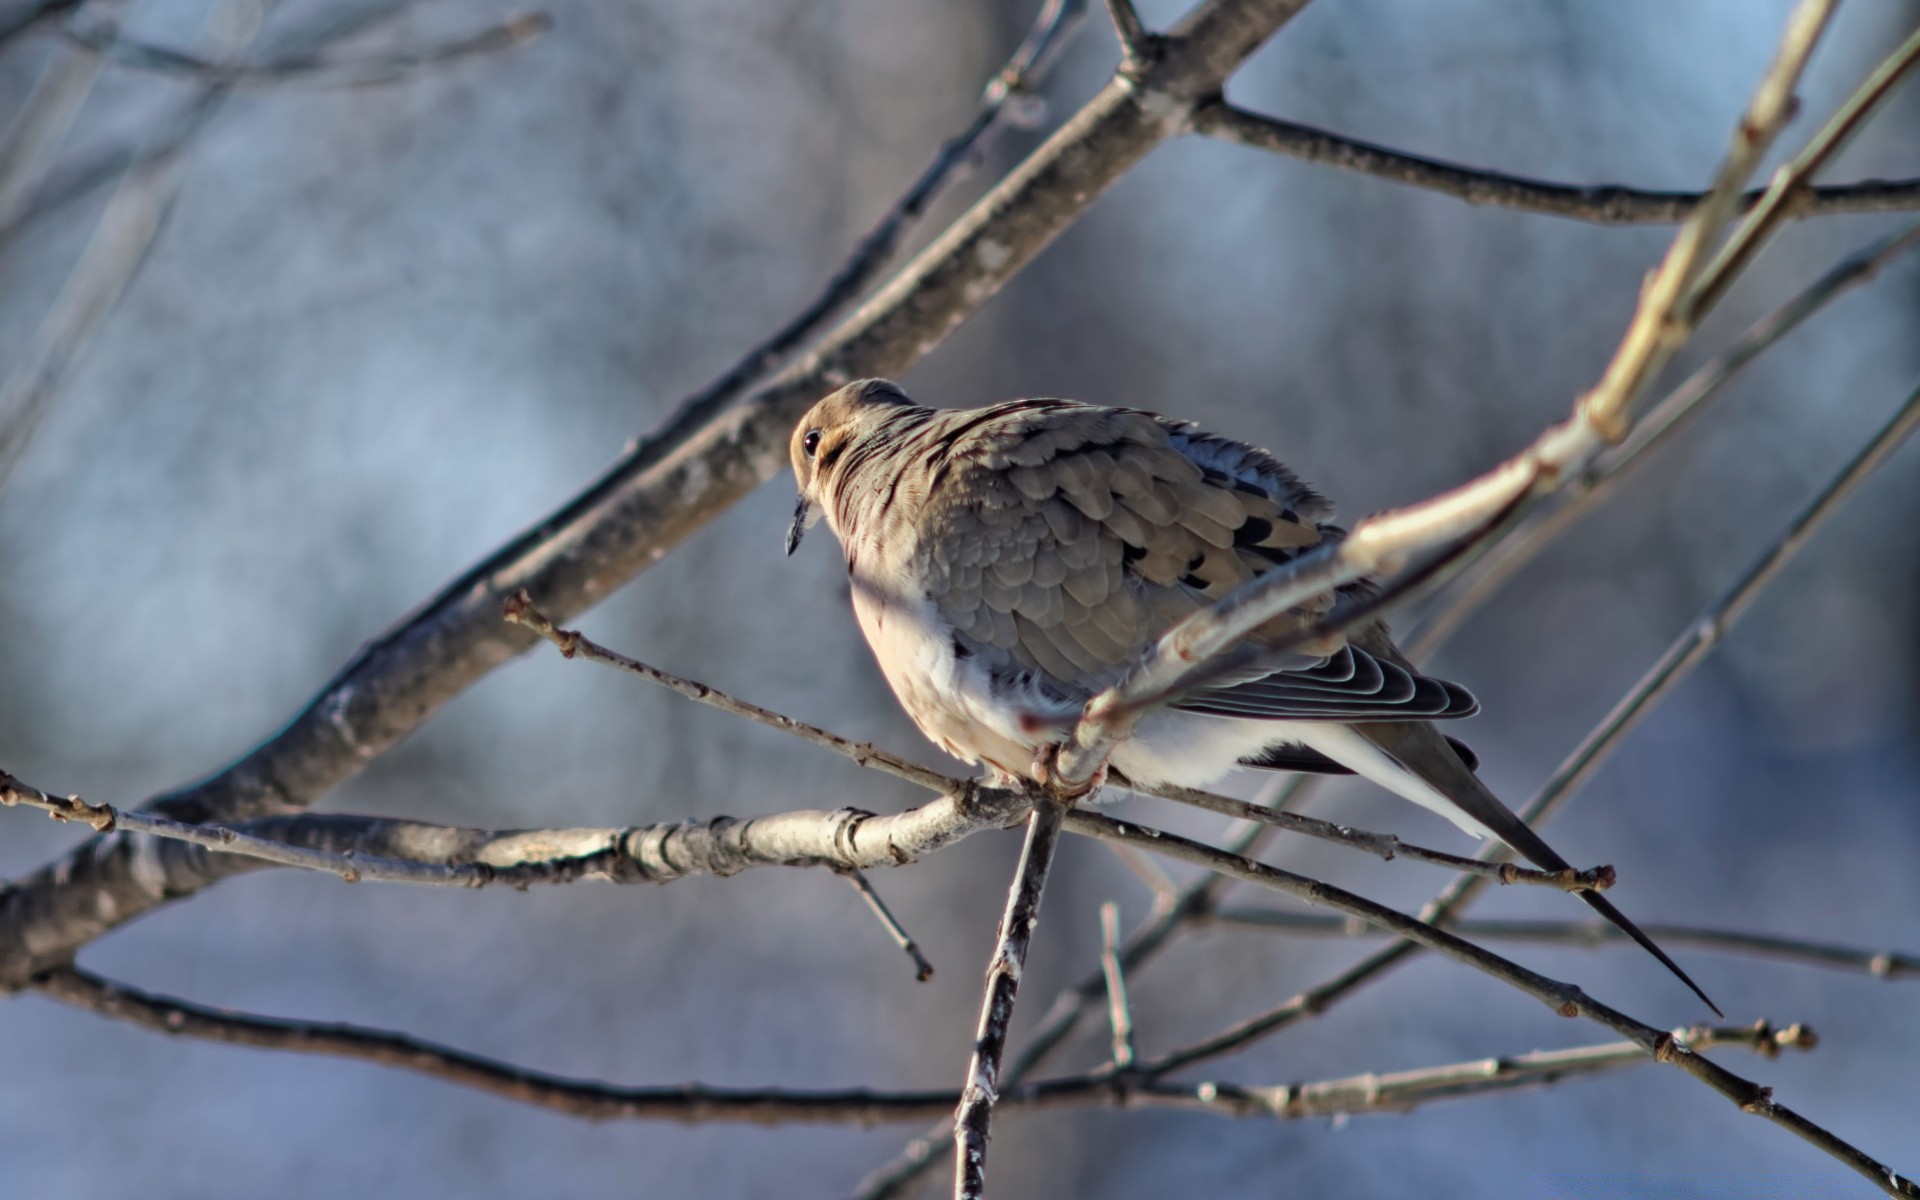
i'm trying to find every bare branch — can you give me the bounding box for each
[1050,0,1852,787]
[1165,376,1920,1131]
[1129,780,1616,892]
[1062,812,1916,1197]
[1410,220,1920,656]
[0,123,190,493]
[28,968,1816,1128]
[505,593,955,794]
[1428,376,1920,924]
[0,0,1323,988]
[1204,907,1920,982]
[1098,902,1136,1069]
[954,798,1068,1200]
[1193,103,1920,225]
[0,773,1045,891]
[0,0,79,44]
[505,593,1611,893]
[1691,23,1920,318]
[856,779,1305,1200]
[58,10,550,88]
[840,868,937,982]
[1103,0,1151,72]
[0,1,119,229]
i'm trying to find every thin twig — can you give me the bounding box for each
[59,11,551,88]
[1103,0,1150,72]
[1098,902,1135,1069]
[839,868,936,982]
[1130,779,1616,892]
[1193,102,1920,225]
[1203,906,1920,982]
[1049,0,1846,788]
[1177,377,1920,1107]
[1061,812,1915,1197]
[1409,221,1920,656]
[954,798,1068,1200]
[1428,375,1920,928]
[0,0,122,229]
[1689,23,1920,319]
[505,592,955,795]
[1102,841,1178,906]
[28,968,1816,1127]
[855,778,1301,1200]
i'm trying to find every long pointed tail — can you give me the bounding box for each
[1352,719,1723,1017]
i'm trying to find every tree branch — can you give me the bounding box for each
[503,593,956,794]
[1051,0,1883,787]
[1409,220,1920,656]
[840,868,938,983]
[1193,103,1920,224]
[1203,907,1920,982]
[954,798,1068,1199]
[28,967,1815,1127]
[1146,374,1920,1160]
[58,10,550,88]
[0,0,1321,988]
[1129,780,1616,892]
[0,771,1037,893]
[1062,811,1916,1197]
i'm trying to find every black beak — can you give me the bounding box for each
[784,495,810,556]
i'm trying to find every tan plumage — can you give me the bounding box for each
[788,379,1718,1014]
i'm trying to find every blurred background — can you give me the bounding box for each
[3,0,1918,1195]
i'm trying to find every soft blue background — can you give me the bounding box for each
[2,0,1917,1195]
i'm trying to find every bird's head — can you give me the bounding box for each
[786,378,913,555]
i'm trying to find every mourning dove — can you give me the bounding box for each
[787,379,1717,1013]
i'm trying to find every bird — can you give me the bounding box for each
[786,378,1718,1014]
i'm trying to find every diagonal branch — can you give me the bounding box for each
[1203,906,1920,982]
[1409,220,1920,656]
[1166,375,1920,1131]
[0,0,1322,989]
[1129,780,1615,891]
[504,593,956,794]
[1193,103,1920,225]
[58,10,550,88]
[1065,811,1915,1197]
[1052,0,1895,787]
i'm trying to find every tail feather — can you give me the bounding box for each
[1345,720,1723,1016]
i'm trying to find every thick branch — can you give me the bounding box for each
[0,0,1319,988]
[0,787,1033,891]
[1194,103,1920,224]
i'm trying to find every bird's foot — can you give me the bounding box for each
[1028,742,1106,803]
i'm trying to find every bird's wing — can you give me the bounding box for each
[911,400,1480,719]
[913,400,1338,695]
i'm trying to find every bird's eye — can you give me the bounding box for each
[802,429,822,457]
